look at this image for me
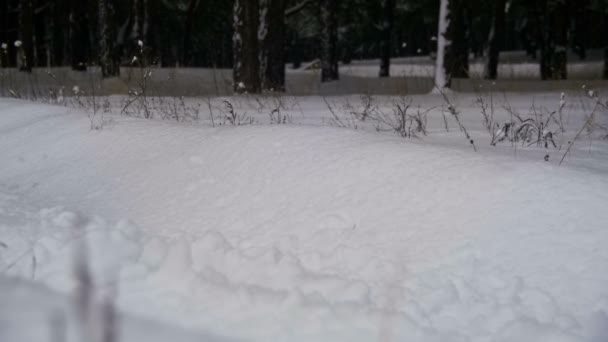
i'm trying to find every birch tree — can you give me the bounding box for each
[434,0,450,90]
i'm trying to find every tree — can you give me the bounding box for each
[182,0,200,66]
[233,0,261,93]
[49,0,67,66]
[484,0,507,79]
[534,0,569,80]
[99,0,119,77]
[445,0,469,79]
[434,0,450,90]
[259,0,287,91]
[70,0,90,71]
[600,1,608,79]
[378,0,396,77]
[320,0,339,82]
[18,0,34,72]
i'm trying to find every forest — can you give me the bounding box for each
[1,0,607,94]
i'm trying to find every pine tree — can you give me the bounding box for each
[446,0,469,79]
[320,0,339,82]
[70,0,89,71]
[18,0,34,72]
[233,0,261,93]
[378,0,395,78]
[182,0,200,66]
[484,0,507,79]
[99,0,119,77]
[536,0,569,80]
[259,0,286,91]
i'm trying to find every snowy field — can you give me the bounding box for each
[1,89,608,342]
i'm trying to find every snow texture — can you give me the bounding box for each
[1,94,608,341]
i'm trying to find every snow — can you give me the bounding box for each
[0,276,239,342]
[1,92,608,342]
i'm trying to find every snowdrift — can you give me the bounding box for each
[1,98,608,342]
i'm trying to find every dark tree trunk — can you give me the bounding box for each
[551,0,569,79]
[378,0,395,78]
[50,0,67,66]
[146,0,160,64]
[0,0,10,68]
[34,4,49,67]
[233,0,261,93]
[259,0,286,91]
[445,0,469,79]
[485,0,506,80]
[70,0,89,71]
[131,0,145,40]
[538,0,569,80]
[604,47,608,80]
[181,0,200,66]
[99,0,119,77]
[320,0,339,82]
[18,0,34,72]
[603,12,608,79]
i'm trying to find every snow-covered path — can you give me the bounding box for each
[1,97,608,341]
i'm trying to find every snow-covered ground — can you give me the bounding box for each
[1,90,608,342]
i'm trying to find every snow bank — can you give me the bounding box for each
[1,98,608,341]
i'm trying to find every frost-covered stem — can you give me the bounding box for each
[233,0,261,93]
[320,0,339,82]
[378,0,396,78]
[484,0,506,80]
[434,0,450,90]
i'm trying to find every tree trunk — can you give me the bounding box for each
[70,0,89,71]
[446,0,469,79]
[378,0,395,78]
[50,0,67,66]
[233,0,261,93]
[320,0,339,82]
[434,0,450,89]
[182,0,200,66]
[0,1,6,61]
[99,0,119,77]
[131,0,145,40]
[603,12,608,79]
[484,0,506,79]
[604,46,608,80]
[18,0,34,72]
[551,0,568,79]
[259,0,286,91]
[538,0,569,80]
